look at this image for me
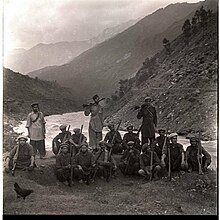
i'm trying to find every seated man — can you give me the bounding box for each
[185,136,211,174]
[94,140,117,182]
[161,133,186,172]
[104,124,123,154]
[52,124,71,155]
[55,143,72,187]
[118,141,140,176]
[5,136,35,174]
[138,143,164,181]
[73,143,96,185]
[154,128,169,160]
[69,128,87,156]
[122,125,141,152]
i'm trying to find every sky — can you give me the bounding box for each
[3,0,201,54]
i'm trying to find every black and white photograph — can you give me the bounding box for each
[2,0,218,215]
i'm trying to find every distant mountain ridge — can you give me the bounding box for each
[28,1,209,104]
[4,19,138,74]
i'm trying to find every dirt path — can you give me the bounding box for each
[3,153,217,215]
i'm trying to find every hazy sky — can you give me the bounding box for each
[3,0,201,54]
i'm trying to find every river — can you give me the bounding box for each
[13,111,217,170]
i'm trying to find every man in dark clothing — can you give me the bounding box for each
[73,143,96,184]
[94,141,117,182]
[122,125,141,152]
[5,136,35,172]
[69,128,87,156]
[104,124,123,154]
[161,133,186,172]
[138,143,164,181]
[185,136,211,173]
[154,128,169,159]
[52,124,71,155]
[55,143,72,186]
[118,141,140,176]
[137,97,157,146]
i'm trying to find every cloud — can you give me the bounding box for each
[3,0,200,53]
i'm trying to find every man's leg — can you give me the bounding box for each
[36,140,46,158]
[89,126,97,150]
[30,140,38,158]
[142,137,149,145]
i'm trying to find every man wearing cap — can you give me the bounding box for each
[26,103,46,159]
[56,143,72,186]
[122,125,141,152]
[73,143,96,184]
[154,128,169,160]
[185,136,211,173]
[137,96,157,146]
[161,133,186,172]
[52,124,71,155]
[5,136,35,172]
[104,123,123,154]
[138,143,164,181]
[69,128,87,155]
[84,94,104,151]
[94,141,117,182]
[118,141,140,176]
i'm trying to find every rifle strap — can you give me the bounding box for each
[31,112,40,123]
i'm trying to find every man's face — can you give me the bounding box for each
[94,96,99,103]
[190,140,197,147]
[74,130,80,135]
[159,131,165,136]
[128,129,133,133]
[109,125,114,131]
[171,137,177,144]
[145,99,151,106]
[32,105,39,112]
[62,147,68,154]
[19,139,26,146]
[81,145,88,153]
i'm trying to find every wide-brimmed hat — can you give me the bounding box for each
[17,135,28,141]
[158,128,166,132]
[60,143,69,149]
[169,133,178,139]
[127,125,134,130]
[31,102,39,107]
[145,96,152,102]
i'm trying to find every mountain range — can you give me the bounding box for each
[4,19,138,74]
[27,0,216,104]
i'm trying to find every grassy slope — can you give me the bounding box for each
[3,155,217,215]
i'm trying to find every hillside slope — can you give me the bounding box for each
[3,68,81,121]
[104,12,218,140]
[27,1,205,104]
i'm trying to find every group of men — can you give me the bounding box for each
[5,95,212,187]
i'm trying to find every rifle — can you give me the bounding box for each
[124,123,143,175]
[167,140,171,181]
[197,129,204,175]
[108,120,122,157]
[149,142,154,181]
[69,125,83,187]
[82,98,105,108]
[11,145,20,176]
[57,125,71,155]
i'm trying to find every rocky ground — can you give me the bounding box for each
[3,153,217,215]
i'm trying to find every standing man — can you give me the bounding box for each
[137,97,157,146]
[26,103,46,159]
[84,94,104,151]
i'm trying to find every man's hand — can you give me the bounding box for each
[161,160,166,166]
[28,165,34,171]
[78,165,82,170]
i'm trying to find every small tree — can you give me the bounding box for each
[162,38,171,54]
[182,19,191,45]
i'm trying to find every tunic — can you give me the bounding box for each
[137,104,157,138]
[9,143,34,168]
[26,111,46,141]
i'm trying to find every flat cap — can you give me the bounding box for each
[59,124,67,130]
[127,141,135,146]
[73,128,80,132]
[145,96,152,101]
[127,125,134,130]
[60,143,69,149]
[31,102,39,107]
[158,128,166,132]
